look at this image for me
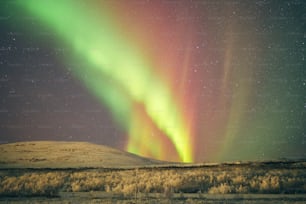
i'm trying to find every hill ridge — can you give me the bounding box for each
[0,141,167,169]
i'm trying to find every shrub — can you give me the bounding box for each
[208,183,232,194]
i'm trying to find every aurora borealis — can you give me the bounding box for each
[0,0,305,162]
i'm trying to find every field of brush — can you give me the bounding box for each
[1,161,306,203]
[1,142,305,203]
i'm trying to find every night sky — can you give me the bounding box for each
[0,0,305,162]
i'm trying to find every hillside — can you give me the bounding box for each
[0,141,306,203]
[0,141,166,168]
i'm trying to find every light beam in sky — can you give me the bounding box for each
[15,0,305,163]
[18,0,193,162]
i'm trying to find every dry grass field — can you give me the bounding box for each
[0,141,306,203]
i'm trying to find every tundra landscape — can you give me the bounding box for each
[0,141,306,203]
[1,0,305,203]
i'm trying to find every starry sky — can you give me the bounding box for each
[0,0,305,162]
